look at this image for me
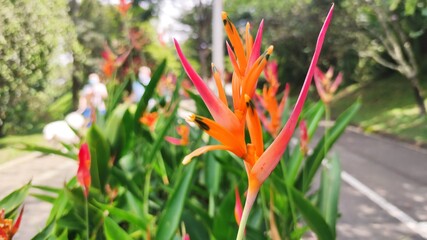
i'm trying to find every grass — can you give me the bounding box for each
[0,134,47,164]
[331,74,427,146]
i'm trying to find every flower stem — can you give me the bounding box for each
[85,197,89,240]
[236,186,259,240]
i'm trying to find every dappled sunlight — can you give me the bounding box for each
[360,101,427,144]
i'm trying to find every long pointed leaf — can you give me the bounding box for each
[297,100,360,191]
[318,154,341,236]
[134,60,167,129]
[0,182,30,217]
[104,216,133,240]
[156,161,196,240]
[86,125,111,191]
[290,187,334,240]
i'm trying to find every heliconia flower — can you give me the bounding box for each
[139,112,158,129]
[165,124,190,146]
[257,60,291,136]
[175,5,334,240]
[237,6,334,238]
[118,0,131,16]
[174,13,272,164]
[77,143,91,198]
[299,120,309,155]
[0,206,24,239]
[234,187,243,226]
[101,45,131,78]
[313,66,343,104]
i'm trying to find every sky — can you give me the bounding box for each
[100,0,193,42]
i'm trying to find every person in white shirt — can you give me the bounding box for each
[131,66,151,103]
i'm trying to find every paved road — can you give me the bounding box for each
[1,128,426,239]
[0,153,76,240]
[326,128,427,239]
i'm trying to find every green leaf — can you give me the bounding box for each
[0,182,30,216]
[15,144,76,160]
[205,151,222,195]
[111,167,144,199]
[104,216,133,240]
[286,101,325,183]
[185,89,211,118]
[56,210,86,230]
[182,211,210,240]
[32,222,55,240]
[318,154,341,236]
[290,187,334,240]
[212,186,239,239]
[166,72,185,112]
[404,0,417,15]
[57,229,69,240]
[106,77,130,117]
[32,185,61,194]
[31,193,56,203]
[297,100,360,191]
[147,106,178,163]
[94,201,147,230]
[86,125,111,191]
[134,60,167,129]
[46,189,70,224]
[104,104,129,147]
[389,0,401,11]
[156,161,196,240]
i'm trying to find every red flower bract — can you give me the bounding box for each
[77,143,91,198]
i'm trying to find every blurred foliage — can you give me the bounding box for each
[0,0,73,135]
[0,0,172,136]
[3,60,359,239]
[179,1,213,79]
[223,0,360,87]
[341,0,427,115]
[221,0,427,86]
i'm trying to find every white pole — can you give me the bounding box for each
[212,0,224,76]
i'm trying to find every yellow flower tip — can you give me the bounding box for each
[211,63,217,72]
[244,94,251,103]
[267,45,274,55]
[182,155,193,165]
[186,114,196,122]
[246,22,250,28]
[221,12,228,21]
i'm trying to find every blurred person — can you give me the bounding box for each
[43,112,85,145]
[78,73,108,125]
[130,66,151,103]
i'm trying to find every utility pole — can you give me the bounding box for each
[212,0,224,77]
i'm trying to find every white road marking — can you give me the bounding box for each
[342,170,427,238]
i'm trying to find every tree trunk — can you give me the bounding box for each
[72,73,80,110]
[0,120,5,137]
[408,76,426,116]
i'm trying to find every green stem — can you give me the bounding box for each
[236,186,259,240]
[208,193,215,217]
[85,197,89,240]
[143,167,153,215]
[324,104,331,157]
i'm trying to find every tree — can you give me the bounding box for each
[0,0,72,136]
[223,0,360,88]
[179,0,213,79]
[68,0,123,109]
[345,0,426,115]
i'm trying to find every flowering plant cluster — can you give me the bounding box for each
[0,3,360,240]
